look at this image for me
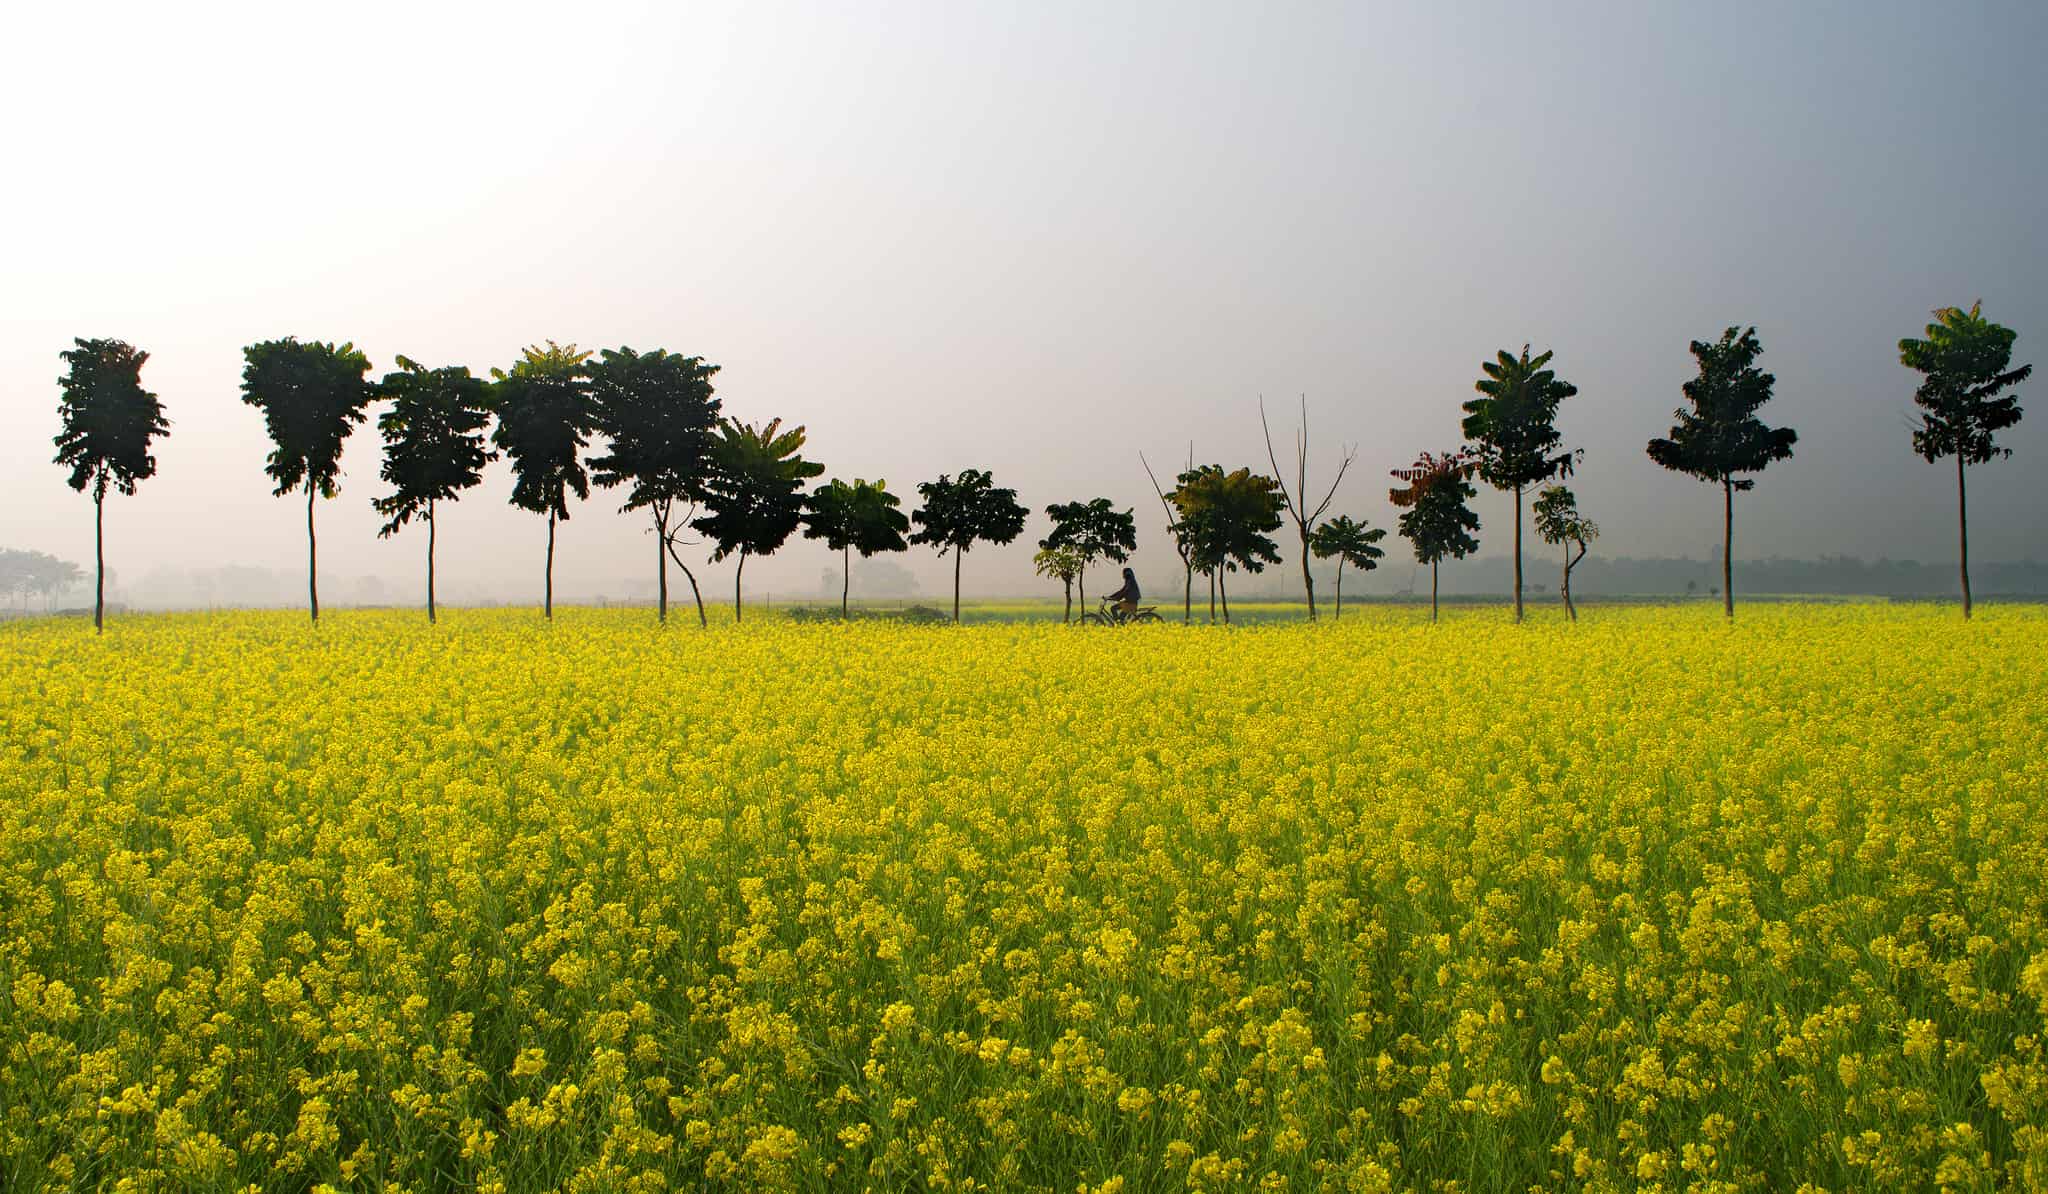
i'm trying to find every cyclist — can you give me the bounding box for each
[1104,567,1140,620]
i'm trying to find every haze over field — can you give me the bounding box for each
[4,1,2044,606]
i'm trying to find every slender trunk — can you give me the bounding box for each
[1299,528,1317,619]
[1722,477,1734,620]
[1062,578,1072,624]
[1957,454,1972,619]
[1208,572,1216,623]
[93,489,105,634]
[307,485,320,623]
[1219,570,1231,624]
[544,509,556,619]
[427,500,437,623]
[1333,560,1343,621]
[842,543,851,619]
[1512,485,1523,623]
[664,538,708,628]
[655,511,669,623]
[952,549,963,623]
[1431,562,1439,623]
[734,548,747,623]
[1560,542,1572,622]
[1182,563,1192,624]
[1078,569,1086,610]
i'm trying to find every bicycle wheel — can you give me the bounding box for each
[1078,612,1107,626]
[1132,610,1163,624]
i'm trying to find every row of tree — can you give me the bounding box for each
[0,549,83,612]
[50,304,2028,631]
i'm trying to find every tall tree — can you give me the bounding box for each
[372,356,495,623]
[1032,545,1085,623]
[1899,302,2031,619]
[587,346,723,625]
[1463,346,1579,622]
[695,418,824,622]
[802,477,909,618]
[240,337,374,623]
[1646,327,1797,619]
[53,338,169,633]
[1169,465,1285,624]
[1260,396,1356,619]
[490,341,595,619]
[1307,514,1385,621]
[910,469,1029,623]
[1040,497,1137,608]
[1532,484,1598,622]
[1141,449,1199,623]
[1390,451,1481,622]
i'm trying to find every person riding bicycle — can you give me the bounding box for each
[1104,567,1140,618]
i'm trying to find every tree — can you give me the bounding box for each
[1260,396,1356,619]
[803,477,910,618]
[1390,451,1481,622]
[491,341,595,619]
[1141,449,1199,623]
[1463,346,1579,622]
[1169,465,1285,624]
[695,418,824,622]
[1033,545,1085,622]
[1307,514,1385,621]
[1646,327,1797,619]
[53,338,169,633]
[0,549,83,612]
[1040,498,1137,608]
[372,356,495,623]
[1532,485,1598,622]
[910,469,1029,623]
[588,346,723,625]
[1899,302,2031,619]
[240,337,374,623]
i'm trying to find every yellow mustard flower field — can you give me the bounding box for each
[2,605,2045,1192]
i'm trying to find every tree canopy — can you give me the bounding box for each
[587,346,722,623]
[696,418,825,620]
[1169,465,1284,622]
[373,356,495,537]
[54,338,169,502]
[1040,497,1137,604]
[1464,345,1578,622]
[240,337,374,621]
[1533,484,1598,621]
[1900,302,2031,467]
[491,341,597,525]
[1307,513,1385,620]
[803,477,910,617]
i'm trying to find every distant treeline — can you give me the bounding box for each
[1226,555,2048,601]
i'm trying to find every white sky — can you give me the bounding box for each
[4,1,2043,604]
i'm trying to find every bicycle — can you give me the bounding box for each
[1079,599,1163,626]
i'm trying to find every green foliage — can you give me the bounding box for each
[1532,485,1598,548]
[1462,345,1579,492]
[587,346,723,513]
[1899,302,2030,466]
[53,338,169,502]
[1307,514,1386,572]
[1169,465,1285,576]
[1390,452,1481,566]
[1040,499,1138,571]
[803,478,909,558]
[695,418,826,562]
[239,338,373,498]
[491,342,596,522]
[372,357,495,536]
[1647,327,1797,490]
[1033,546,1083,584]
[910,470,1029,557]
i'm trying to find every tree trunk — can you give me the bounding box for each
[1078,569,1086,611]
[427,500,437,623]
[842,543,852,619]
[93,489,105,635]
[1512,485,1523,624]
[1722,477,1734,620]
[544,509,556,620]
[1062,578,1072,624]
[1219,570,1231,624]
[655,511,669,623]
[734,548,747,623]
[1957,454,1972,619]
[1332,561,1343,621]
[1299,528,1317,620]
[664,538,708,628]
[1208,572,1216,623]
[307,485,320,623]
[952,549,963,623]
[1564,541,1584,623]
[1431,562,1439,623]
[1182,564,1192,624]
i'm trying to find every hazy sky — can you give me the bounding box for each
[5,0,2044,604]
